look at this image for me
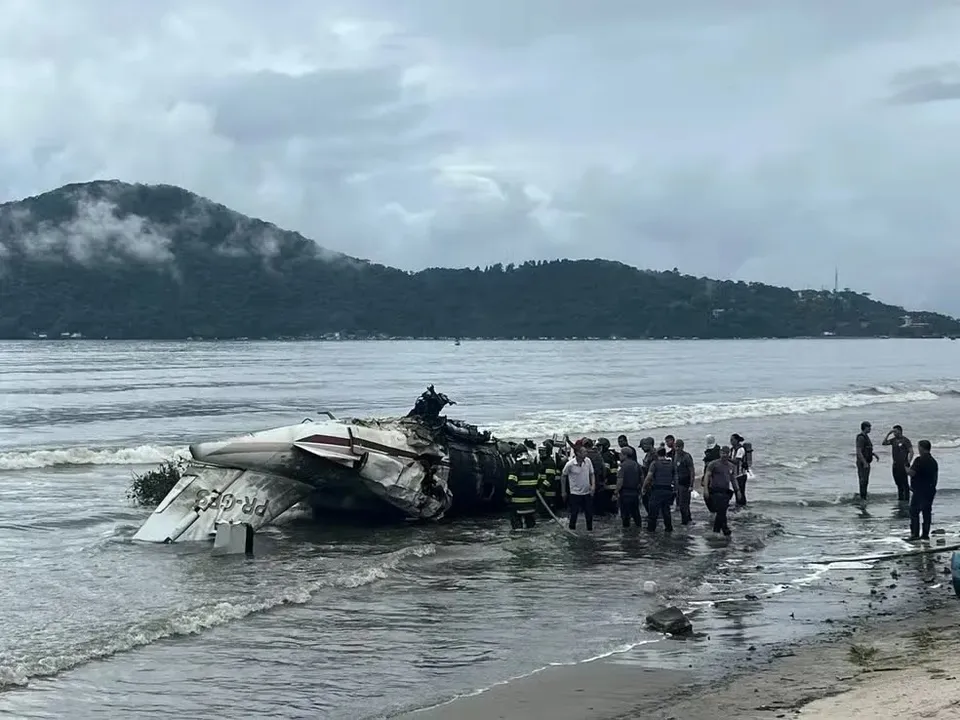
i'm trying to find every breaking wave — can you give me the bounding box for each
[1,386,956,470]
[0,444,186,471]
[492,388,940,438]
[0,543,436,689]
[858,382,960,397]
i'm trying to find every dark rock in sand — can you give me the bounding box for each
[646,607,694,636]
[932,529,946,535]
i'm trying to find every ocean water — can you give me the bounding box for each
[1,338,959,719]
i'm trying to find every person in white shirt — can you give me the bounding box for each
[730,433,748,506]
[561,442,595,531]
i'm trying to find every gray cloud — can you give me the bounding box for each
[888,63,960,104]
[3,0,960,313]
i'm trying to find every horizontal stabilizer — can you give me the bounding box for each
[132,462,313,543]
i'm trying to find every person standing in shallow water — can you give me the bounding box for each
[730,434,749,506]
[615,446,642,528]
[642,447,677,533]
[703,446,741,536]
[672,439,696,525]
[561,443,595,531]
[906,439,938,541]
[701,435,721,506]
[882,425,914,503]
[855,421,880,501]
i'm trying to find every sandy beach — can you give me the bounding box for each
[394,560,960,720]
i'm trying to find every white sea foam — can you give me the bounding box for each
[492,389,940,438]
[0,444,186,470]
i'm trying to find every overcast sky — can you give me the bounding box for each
[3,1,960,313]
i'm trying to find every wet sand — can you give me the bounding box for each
[395,562,960,720]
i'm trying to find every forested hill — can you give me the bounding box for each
[1,180,958,340]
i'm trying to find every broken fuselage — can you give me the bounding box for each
[132,388,535,543]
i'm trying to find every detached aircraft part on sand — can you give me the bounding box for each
[132,386,535,544]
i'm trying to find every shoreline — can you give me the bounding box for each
[3,336,953,342]
[392,561,960,720]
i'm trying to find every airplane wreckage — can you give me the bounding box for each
[133,386,544,544]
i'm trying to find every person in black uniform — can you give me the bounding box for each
[855,421,880,501]
[703,446,740,536]
[701,435,721,509]
[596,437,619,514]
[882,425,914,503]
[638,437,656,512]
[536,440,561,515]
[906,439,938,541]
[615,445,642,528]
[673,439,697,525]
[506,446,541,529]
[642,447,677,533]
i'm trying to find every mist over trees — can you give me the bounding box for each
[1,181,957,340]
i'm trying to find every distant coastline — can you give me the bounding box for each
[4,180,960,342]
[13,333,959,342]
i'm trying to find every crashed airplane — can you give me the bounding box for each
[133,386,537,544]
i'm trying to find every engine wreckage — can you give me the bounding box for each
[132,386,538,543]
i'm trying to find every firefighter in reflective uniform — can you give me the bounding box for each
[596,437,620,513]
[506,445,541,529]
[537,440,561,515]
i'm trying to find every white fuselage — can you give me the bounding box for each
[133,416,454,544]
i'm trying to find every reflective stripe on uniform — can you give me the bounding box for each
[506,471,540,506]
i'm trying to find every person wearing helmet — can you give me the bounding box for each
[537,441,561,515]
[703,435,721,471]
[506,445,541,530]
[596,437,619,514]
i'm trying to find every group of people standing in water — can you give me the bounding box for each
[854,421,940,541]
[506,418,943,543]
[505,432,753,537]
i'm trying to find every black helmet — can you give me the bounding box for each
[596,437,610,448]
